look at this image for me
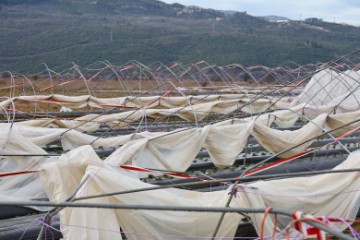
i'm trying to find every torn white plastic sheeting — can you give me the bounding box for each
[8,97,351,134]
[105,128,209,171]
[325,110,360,137]
[15,114,101,132]
[40,146,241,240]
[40,146,360,240]
[0,124,133,150]
[0,129,54,210]
[2,108,360,172]
[104,111,328,171]
[0,93,252,109]
[297,69,360,106]
[203,120,255,167]
[252,114,328,158]
[105,121,255,171]
[246,149,360,233]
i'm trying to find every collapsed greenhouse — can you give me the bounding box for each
[1,53,360,239]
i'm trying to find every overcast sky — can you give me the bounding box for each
[162,0,360,25]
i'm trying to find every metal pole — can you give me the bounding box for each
[0,201,352,240]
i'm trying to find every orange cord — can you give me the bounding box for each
[260,206,278,240]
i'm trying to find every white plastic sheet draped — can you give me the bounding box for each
[40,146,242,240]
[295,69,360,114]
[106,120,254,171]
[9,96,357,134]
[245,149,360,234]
[2,69,360,131]
[0,94,250,109]
[297,69,360,106]
[6,99,267,131]
[105,128,208,171]
[253,114,327,158]
[325,110,360,137]
[0,124,133,150]
[0,128,54,209]
[39,146,360,239]
[2,107,360,172]
[15,114,101,132]
[203,120,255,167]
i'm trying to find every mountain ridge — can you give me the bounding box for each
[0,0,359,72]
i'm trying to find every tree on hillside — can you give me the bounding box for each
[0,0,58,4]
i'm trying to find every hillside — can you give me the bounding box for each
[0,0,360,73]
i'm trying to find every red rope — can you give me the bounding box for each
[97,104,135,109]
[0,84,25,90]
[242,124,360,178]
[0,170,39,178]
[146,90,173,107]
[39,80,76,91]
[242,150,314,177]
[120,165,206,180]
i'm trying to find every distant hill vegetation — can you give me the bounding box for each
[0,0,359,72]
[0,0,57,4]
[263,15,290,21]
